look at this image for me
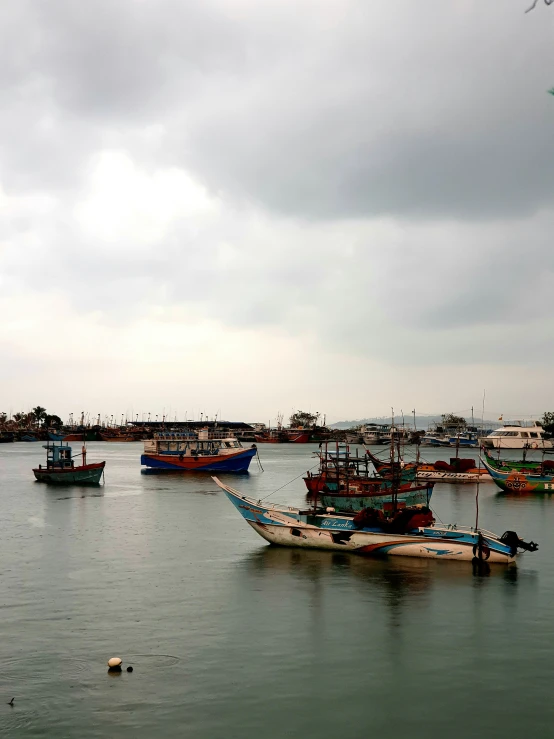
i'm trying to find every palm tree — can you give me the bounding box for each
[32,406,47,428]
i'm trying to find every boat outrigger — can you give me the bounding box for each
[33,441,105,485]
[213,477,538,564]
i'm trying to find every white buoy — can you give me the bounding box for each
[108,657,122,668]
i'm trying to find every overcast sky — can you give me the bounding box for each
[1,0,554,424]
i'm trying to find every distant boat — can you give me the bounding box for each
[0,433,14,443]
[420,434,450,447]
[33,441,105,485]
[99,432,136,442]
[361,423,390,445]
[345,430,363,444]
[482,455,554,494]
[48,431,64,441]
[141,429,257,472]
[365,448,491,484]
[213,477,538,564]
[254,428,312,443]
[448,433,479,448]
[286,430,312,443]
[480,422,553,450]
[21,434,38,442]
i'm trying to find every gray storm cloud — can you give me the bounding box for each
[1,0,554,394]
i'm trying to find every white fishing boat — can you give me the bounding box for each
[213,478,537,564]
[480,422,553,450]
[361,423,390,445]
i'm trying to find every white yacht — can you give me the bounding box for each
[361,423,390,445]
[480,422,553,450]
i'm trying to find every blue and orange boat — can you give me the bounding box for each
[141,429,257,472]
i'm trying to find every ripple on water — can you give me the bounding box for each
[124,653,182,669]
[0,655,93,733]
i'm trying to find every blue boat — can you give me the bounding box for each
[48,432,64,441]
[448,433,479,448]
[141,430,257,473]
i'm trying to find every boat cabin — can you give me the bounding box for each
[481,421,553,449]
[40,442,75,470]
[143,430,244,457]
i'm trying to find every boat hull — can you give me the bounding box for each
[141,447,256,472]
[288,431,312,444]
[320,486,432,512]
[416,469,492,483]
[481,438,554,450]
[33,462,105,485]
[246,521,513,562]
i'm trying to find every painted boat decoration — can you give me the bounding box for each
[481,456,554,493]
[141,429,257,472]
[33,441,105,485]
[213,477,538,564]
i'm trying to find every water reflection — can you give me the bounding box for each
[242,545,518,593]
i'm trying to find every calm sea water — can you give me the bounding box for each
[1,441,553,738]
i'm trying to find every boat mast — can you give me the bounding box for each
[390,408,398,514]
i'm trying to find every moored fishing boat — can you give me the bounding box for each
[141,429,257,472]
[99,431,136,442]
[481,455,554,493]
[366,449,491,484]
[33,441,105,485]
[254,428,312,443]
[254,430,284,443]
[482,448,554,475]
[448,432,479,448]
[213,478,537,564]
[303,443,425,511]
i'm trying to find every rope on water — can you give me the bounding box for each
[255,448,264,472]
[259,461,321,502]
